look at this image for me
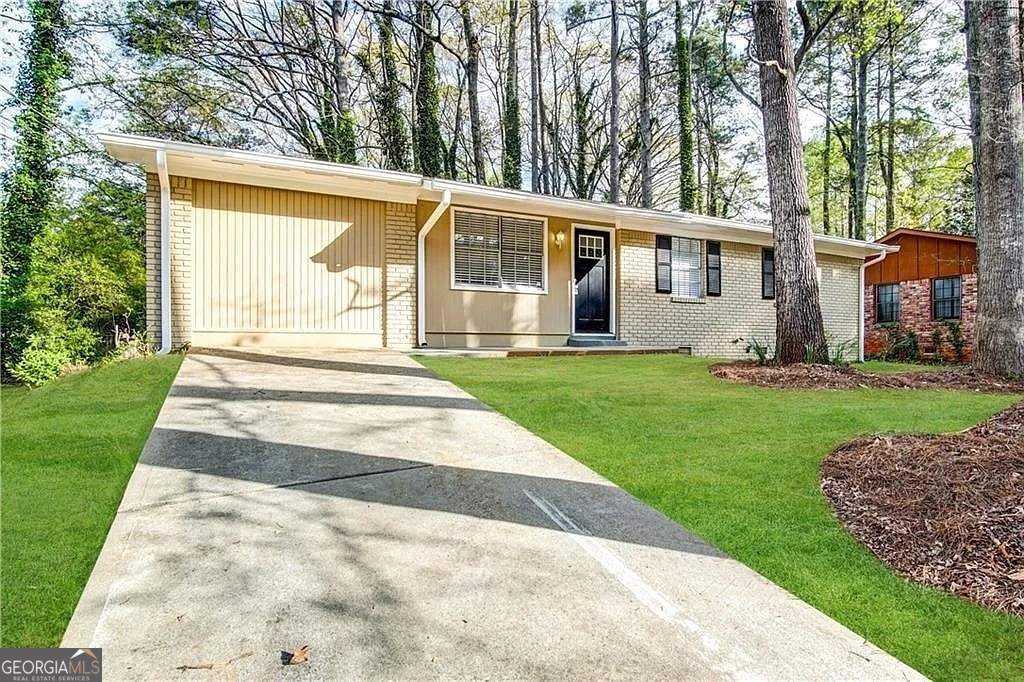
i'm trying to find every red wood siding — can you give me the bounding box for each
[865,231,976,285]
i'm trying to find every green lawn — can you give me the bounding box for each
[417,354,1022,682]
[1,355,182,647]
[857,359,944,373]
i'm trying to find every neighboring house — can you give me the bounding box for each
[864,228,977,361]
[101,134,892,359]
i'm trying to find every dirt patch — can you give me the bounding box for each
[710,361,1024,393]
[821,402,1024,616]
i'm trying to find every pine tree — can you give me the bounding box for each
[0,0,71,376]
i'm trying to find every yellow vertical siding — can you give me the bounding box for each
[192,180,384,338]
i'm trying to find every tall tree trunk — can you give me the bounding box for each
[529,0,539,192]
[637,0,653,208]
[847,52,858,239]
[573,74,587,197]
[854,38,869,240]
[822,38,833,235]
[609,0,621,203]
[501,0,522,188]
[967,0,1024,375]
[751,0,829,364]
[884,23,896,234]
[331,0,356,163]
[533,4,550,193]
[459,1,484,183]
[375,1,410,172]
[415,0,444,177]
[676,0,696,211]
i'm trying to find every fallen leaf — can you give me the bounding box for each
[286,645,310,665]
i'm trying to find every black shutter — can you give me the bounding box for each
[706,241,721,297]
[655,235,672,293]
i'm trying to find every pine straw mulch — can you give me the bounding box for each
[821,401,1024,616]
[710,361,1024,393]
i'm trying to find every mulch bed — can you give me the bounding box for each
[821,402,1024,616]
[710,361,1024,393]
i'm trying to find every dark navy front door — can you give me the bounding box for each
[574,229,610,334]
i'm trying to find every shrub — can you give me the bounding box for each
[743,337,774,365]
[944,320,966,362]
[832,338,857,367]
[10,322,96,387]
[931,326,944,361]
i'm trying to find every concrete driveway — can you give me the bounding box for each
[63,348,924,681]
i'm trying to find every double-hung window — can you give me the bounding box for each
[452,210,545,291]
[932,276,961,319]
[656,236,703,299]
[876,283,900,323]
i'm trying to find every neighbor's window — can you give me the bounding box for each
[876,283,900,323]
[761,248,775,299]
[706,241,722,296]
[453,210,545,291]
[655,236,703,298]
[932,276,961,320]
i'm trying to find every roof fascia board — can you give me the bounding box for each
[100,133,894,257]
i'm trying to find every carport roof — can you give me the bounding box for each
[100,133,895,259]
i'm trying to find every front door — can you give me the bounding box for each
[574,229,611,334]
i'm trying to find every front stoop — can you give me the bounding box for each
[566,336,628,347]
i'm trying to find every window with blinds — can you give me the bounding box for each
[670,237,702,298]
[453,210,545,291]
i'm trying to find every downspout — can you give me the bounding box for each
[859,248,889,362]
[416,189,452,347]
[156,150,172,355]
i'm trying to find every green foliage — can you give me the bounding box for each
[743,337,774,365]
[10,315,96,387]
[10,184,147,386]
[943,320,966,362]
[119,0,203,57]
[931,325,944,358]
[831,338,857,367]
[1,0,72,376]
[804,343,820,365]
[373,6,411,172]
[415,3,445,178]
[676,28,696,211]
[501,5,522,189]
[878,325,921,362]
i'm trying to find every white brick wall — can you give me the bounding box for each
[617,230,861,359]
[383,202,418,348]
[145,174,193,350]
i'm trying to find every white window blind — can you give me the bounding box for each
[453,211,500,287]
[671,237,702,298]
[453,211,544,290]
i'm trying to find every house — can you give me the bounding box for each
[864,228,976,361]
[100,134,894,359]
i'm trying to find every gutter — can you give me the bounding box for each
[859,248,891,362]
[416,189,452,347]
[156,150,171,355]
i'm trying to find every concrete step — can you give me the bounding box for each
[566,336,627,347]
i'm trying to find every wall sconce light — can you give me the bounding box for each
[554,230,565,250]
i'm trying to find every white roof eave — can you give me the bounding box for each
[100,133,895,259]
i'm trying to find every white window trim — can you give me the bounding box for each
[570,223,616,336]
[449,206,549,294]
